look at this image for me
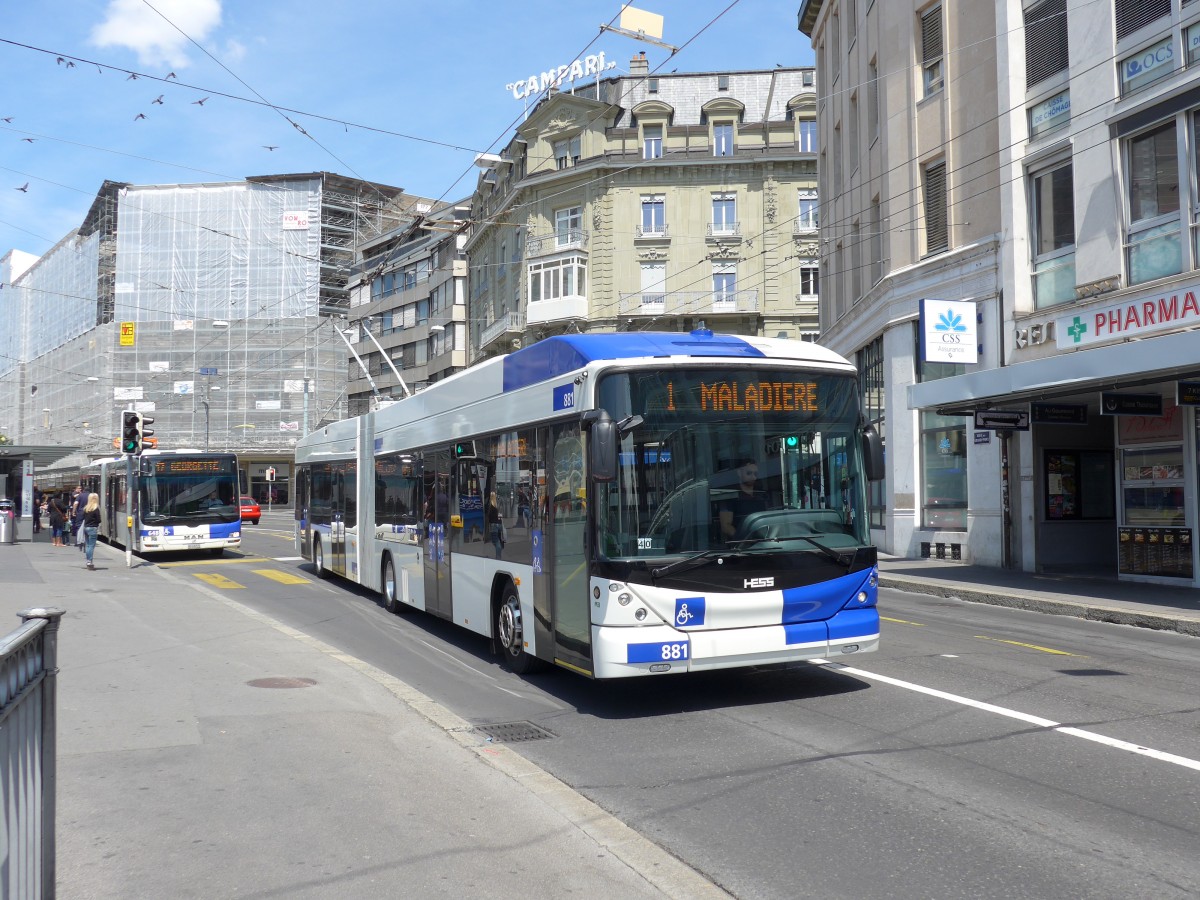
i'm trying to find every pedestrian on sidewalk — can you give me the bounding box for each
[70,486,86,551]
[48,495,67,547]
[82,492,101,570]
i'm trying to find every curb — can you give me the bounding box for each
[880,576,1200,639]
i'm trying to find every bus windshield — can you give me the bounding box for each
[594,367,870,565]
[139,455,240,524]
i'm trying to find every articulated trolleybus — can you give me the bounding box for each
[81,449,242,555]
[295,330,883,679]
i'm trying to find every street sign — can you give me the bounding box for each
[1177,381,1200,406]
[1100,392,1162,416]
[1031,402,1088,425]
[973,409,1030,431]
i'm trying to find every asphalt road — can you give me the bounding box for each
[157,514,1200,900]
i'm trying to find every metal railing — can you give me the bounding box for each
[635,223,670,239]
[617,289,759,317]
[1,608,64,900]
[479,311,526,349]
[526,229,589,256]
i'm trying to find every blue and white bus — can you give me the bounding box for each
[294,330,883,679]
[81,449,242,555]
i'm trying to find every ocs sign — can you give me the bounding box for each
[920,298,979,365]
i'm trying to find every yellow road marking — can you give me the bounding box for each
[974,635,1080,656]
[252,569,312,585]
[881,616,926,627]
[193,573,244,589]
[156,557,272,568]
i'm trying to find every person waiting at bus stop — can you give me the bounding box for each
[82,493,101,570]
[719,458,768,540]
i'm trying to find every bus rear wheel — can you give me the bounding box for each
[312,538,326,578]
[381,555,402,614]
[496,585,542,675]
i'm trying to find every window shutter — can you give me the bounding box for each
[921,7,942,64]
[1025,0,1069,89]
[924,161,948,254]
[1114,0,1170,41]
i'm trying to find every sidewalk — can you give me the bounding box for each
[878,553,1200,638]
[1,535,723,899]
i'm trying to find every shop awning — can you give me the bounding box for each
[0,445,81,468]
[908,329,1200,414]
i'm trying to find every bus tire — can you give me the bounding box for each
[495,583,543,675]
[381,554,403,614]
[312,538,326,578]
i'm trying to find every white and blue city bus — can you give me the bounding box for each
[294,330,884,679]
[81,449,242,556]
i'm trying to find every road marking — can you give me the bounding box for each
[974,635,1080,656]
[156,557,271,568]
[252,568,311,585]
[273,556,304,561]
[881,616,926,627]
[814,661,1200,773]
[193,572,244,589]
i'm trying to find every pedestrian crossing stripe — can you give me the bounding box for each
[194,573,244,589]
[251,569,312,585]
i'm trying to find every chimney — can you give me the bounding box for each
[630,51,649,76]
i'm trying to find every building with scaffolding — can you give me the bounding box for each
[0,172,420,503]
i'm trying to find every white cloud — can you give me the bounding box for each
[90,0,223,69]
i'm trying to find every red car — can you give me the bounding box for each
[240,495,261,525]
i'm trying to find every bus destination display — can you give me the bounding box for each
[154,458,234,474]
[665,379,819,413]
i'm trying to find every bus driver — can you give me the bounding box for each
[719,458,768,539]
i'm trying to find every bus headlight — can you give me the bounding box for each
[857,591,869,604]
[617,593,632,606]
[634,608,647,621]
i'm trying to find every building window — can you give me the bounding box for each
[555,206,583,247]
[802,70,814,88]
[921,6,944,97]
[554,135,581,169]
[831,13,841,83]
[1025,0,1068,89]
[1031,161,1076,308]
[639,262,666,311]
[529,255,587,303]
[648,77,659,94]
[714,122,735,157]
[643,124,663,160]
[712,263,737,310]
[1126,121,1181,285]
[1120,35,1175,95]
[798,119,817,152]
[1029,90,1071,139]
[920,411,967,530]
[856,337,885,529]
[711,193,737,234]
[867,60,879,144]
[718,74,729,90]
[923,160,948,254]
[799,265,819,297]
[798,190,819,229]
[1115,0,1170,41]
[870,196,883,284]
[832,123,843,190]
[641,195,665,234]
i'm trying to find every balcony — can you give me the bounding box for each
[527,229,589,257]
[479,310,525,352]
[635,223,670,240]
[706,222,742,241]
[617,290,759,318]
[527,295,589,325]
[794,293,818,317]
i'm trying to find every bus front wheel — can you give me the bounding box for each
[496,585,542,675]
[312,538,326,578]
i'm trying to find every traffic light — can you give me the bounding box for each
[139,415,155,454]
[121,411,141,455]
[452,440,476,459]
[783,435,800,450]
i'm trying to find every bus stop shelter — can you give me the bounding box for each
[0,445,80,541]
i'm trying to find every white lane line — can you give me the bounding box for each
[813,660,1200,773]
[272,556,304,561]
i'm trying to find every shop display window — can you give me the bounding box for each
[1044,450,1114,520]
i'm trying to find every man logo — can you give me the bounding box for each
[744,577,774,589]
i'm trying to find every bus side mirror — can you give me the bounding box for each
[587,418,618,483]
[862,425,884,482]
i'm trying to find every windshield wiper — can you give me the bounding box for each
[651,546,749,580]
[795,534,857,570]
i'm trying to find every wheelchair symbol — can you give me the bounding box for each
[676,604,694,626]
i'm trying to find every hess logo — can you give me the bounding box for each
[744,577,774,589]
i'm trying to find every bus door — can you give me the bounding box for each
[331,468,347,576]
[421,448,452,617]
[550,424,593,668]
[295,467,310,556]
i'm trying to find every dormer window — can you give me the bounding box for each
[718,74,729,91]
[554,136,581,169]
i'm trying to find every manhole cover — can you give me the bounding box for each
[473,721,556,743]
[246,677,317,689]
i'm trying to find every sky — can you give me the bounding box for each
[0,0,814,259]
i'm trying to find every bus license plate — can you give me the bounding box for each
[627,641,689,664]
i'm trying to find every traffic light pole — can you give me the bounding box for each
[126,446,134,569]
